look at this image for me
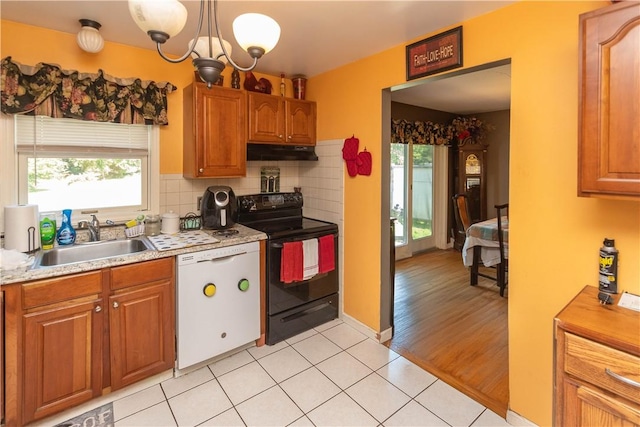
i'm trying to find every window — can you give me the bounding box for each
[10,115,159,221]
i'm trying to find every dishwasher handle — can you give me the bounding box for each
[197,251,247,263]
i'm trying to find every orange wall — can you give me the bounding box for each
[307,1,640,425]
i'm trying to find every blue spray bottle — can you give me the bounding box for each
[56,209,76,245]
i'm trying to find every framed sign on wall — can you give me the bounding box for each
[406,26,463,81]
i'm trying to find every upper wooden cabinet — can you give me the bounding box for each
[248,92,316,146]
[578,2,640,199]
[183,83,247,178]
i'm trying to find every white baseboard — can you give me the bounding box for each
[506,409,538,426]
[340,312,393,343]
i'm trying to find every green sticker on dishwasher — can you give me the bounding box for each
[238,279,250,291]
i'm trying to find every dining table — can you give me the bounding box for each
[462,216,509,292]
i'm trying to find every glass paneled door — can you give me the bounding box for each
[391,142,434,259]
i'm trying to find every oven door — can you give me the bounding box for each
[267,230,339,315]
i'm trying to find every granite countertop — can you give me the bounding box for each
[0,224,266,286]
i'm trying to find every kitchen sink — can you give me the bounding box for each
[32,237,154,268]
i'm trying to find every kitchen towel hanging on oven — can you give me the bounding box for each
[318,234,335,273]
[303,239,319,279]
[281,241,304,283]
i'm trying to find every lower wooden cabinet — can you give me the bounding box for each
[3,257,175,426]
[554,286,640,426]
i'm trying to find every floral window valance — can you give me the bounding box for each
[391,116,494,146]
[1,57,176,125]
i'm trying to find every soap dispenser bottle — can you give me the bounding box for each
[56,209,76,245]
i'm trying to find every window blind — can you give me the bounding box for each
[15,115,149,154]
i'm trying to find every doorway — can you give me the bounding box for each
[383,59,511,414]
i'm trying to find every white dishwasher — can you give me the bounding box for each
[176,241,260,370]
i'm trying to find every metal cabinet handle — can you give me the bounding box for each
[279,134,283,139]
[113,301,119,309]
[287,135,292,139]
[95,305,102,313]
[605,368,640,388]
[199,168,204,173]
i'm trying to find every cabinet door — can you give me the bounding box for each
[286,99,316,145]
[109,280,175,390]
[248,92,285,143]
[23,299,103,424]
[578,2,640,198]
[184,83,247,178]
[563,379,640,426]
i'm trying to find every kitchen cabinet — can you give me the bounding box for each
[183,82,247,178]
[248,92,316,145]
[3,258,175,426]
[578,2,640,199]
[554,286,640,426]
[109,258,175,390]
[7,271,104,426]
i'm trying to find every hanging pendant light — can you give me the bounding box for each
[128,0,280,88]
[77,19,104,53]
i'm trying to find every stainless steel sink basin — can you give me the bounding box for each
[33,237,154,268]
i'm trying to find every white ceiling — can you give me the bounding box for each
[0,0,513,114]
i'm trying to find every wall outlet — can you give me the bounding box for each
[197,196,202,211]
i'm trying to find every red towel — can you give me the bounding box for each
[281,241,303,283]
[318,234,335,274]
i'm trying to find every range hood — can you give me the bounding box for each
[247,143,318,161]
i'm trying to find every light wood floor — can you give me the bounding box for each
[385,249,509,418]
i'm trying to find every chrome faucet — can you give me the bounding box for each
[88,214,100,241]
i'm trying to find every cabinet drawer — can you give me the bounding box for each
[565,332,640,405]
[110,258,174,290]
[22,271,102,309]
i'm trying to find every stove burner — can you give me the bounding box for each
[211,229,240,237]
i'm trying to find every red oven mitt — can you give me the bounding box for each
[342,135,359,177]
[357,148,372,176]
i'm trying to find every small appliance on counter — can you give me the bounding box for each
[201,186,237,229]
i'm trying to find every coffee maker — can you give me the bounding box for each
[201,186,237,229]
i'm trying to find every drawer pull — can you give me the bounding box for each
[605,368,640,388]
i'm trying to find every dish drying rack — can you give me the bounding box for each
[124,224,145,238]
[180,212,202,231]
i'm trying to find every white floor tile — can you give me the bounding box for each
[168,380,232,426]
[257,347,312,382]
[314,318,343,332]
[382,400,448,427]
[113,384,166,421]
[235,386,303,427]
[288,415,315,426]
[415,380,485,427]
[291,333,342,365]
[376,356,438,398]
[161,366,214,399]
[247,340,289,360]
[321,322,368,349]
[280,367,341,413]
[347,339,400,370]
[471,408,511,426]
[315,351,373,389]
[306,392,378,427]
[115,401,176,427]
[199,408,246,426]
[345,373,410,422]
[208,350,254,377]
[285,328,318,345]
[216,361,276,405]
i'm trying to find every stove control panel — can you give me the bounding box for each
[238,192,303,212]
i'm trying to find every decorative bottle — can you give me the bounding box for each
[280,73,286,97]
[56,209,76,245]
[231,68,240,89]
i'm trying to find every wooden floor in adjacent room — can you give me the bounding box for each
[385,249,509,418]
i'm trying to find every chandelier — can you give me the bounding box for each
[128,0,280,87]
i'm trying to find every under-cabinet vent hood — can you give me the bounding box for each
[247,143,318,161]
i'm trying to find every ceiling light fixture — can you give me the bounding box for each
[128,0,280,88]
[77,19,104,53]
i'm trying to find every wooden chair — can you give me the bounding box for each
[495,204,509,296]
[452,193,474,251]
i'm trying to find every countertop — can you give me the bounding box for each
[0,224,266,286]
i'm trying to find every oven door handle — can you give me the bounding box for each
[270,242,283,249]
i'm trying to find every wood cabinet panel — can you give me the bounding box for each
[183,83,247,178]
[22,271,102,309]
[286,99,316,145]
[248,92,316,145]
[109,280,174,390]
[22,298,103,424]
[110,257,174,291]
[578,1,640,199]
[554,286,640,427]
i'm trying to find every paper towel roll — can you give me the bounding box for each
[4,204,40,253]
